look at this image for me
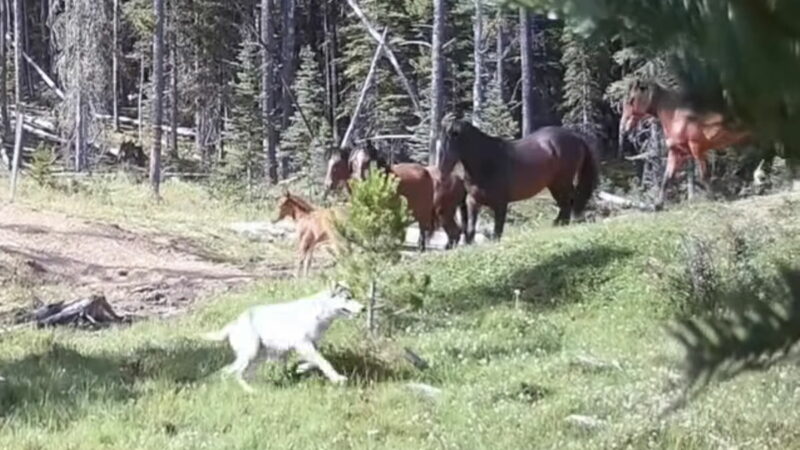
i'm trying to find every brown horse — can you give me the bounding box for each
[426,166,468,249]
[439,119,599,242]
[274,191,341,277]
[348,144,436,251]
[324,143,436,251]
[323,147,353,198]
[620,80,751,207]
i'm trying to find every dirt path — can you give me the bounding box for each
[0,204,262,321]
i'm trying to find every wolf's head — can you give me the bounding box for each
[326,281,364,318]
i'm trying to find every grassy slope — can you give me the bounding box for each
[2,181,800,449]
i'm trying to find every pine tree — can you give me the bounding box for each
[280,46,333,178]
[560,26,608,142]
[482,80,516,139]
[218,39,263,192]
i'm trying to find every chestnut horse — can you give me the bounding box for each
[347,144,436,251]
[620,80,751,207]
[439,120,599,242]
[274,191,341,277]
[426,166,468,249]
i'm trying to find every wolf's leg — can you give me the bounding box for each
[225,324,260,393]
[295,343,346,384]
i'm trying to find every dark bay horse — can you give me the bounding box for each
[323,143,436,251]
[620,80,751,207]
[438,120,599,242]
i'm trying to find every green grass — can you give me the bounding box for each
[2,181,800,449]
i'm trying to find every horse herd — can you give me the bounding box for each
[277,118,600,276]
[276,80,783,276]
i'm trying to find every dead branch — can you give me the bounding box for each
[32,294,126,329]
[625,151,658,161]
[278,72,317,141]
[344,0,421,114]
[340,29,386,150]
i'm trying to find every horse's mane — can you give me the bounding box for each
[634,79,729,118]
[350,141,390,171]
[447,120,511,160]
[285,193,316,212]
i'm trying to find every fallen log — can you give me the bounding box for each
[597,191,655,212]
[31,294,128,329]
[94,113,196,138]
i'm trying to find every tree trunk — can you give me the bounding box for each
[262,0,278,184]
[138,54,145,144]
[20,0,31,98]
[151,0,165,197]
[519,8,534,136]
[495,10,505,102]
[429,0,445,165]
[170,17,178,160]
[323,0,338,144]
[280,0,296,129]
[74,89,84,171]
[0,0,8,144]
[112,0,119,131]
[9,0,22,201]
[367,279,376,335]
[472,0,483,126]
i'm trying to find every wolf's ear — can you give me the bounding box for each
[332,280,352,297]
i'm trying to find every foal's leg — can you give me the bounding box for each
[465,195,480,244]
[492,203,508,240]
[295,232,309,278]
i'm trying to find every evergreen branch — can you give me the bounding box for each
[667,267,800,399]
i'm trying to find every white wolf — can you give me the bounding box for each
[202,282,364,392]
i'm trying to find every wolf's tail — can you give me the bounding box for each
[200,324,231,342]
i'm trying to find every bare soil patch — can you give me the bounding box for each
[0,204,271,322]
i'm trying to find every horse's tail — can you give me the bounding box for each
[574,137,600,216]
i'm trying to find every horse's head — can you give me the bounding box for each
[324,148,351,198]
[350,142,388,181]
[439,119,470,175]
[274,190,299,223]
[620,79,656,133]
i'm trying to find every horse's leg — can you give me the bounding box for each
[458,195,469,245]
[417,224,426,252]
[465,195,480,244]
[491,203,508,240]
[296,232,311,278]
[303,245,316,277]
[695,155,712,199]
[548,184,573,226]
[657,148,683,209]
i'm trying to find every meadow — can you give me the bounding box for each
[2,178,800,449]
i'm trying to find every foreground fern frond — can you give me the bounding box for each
[668,267,800,394]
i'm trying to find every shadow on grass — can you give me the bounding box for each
[0,340,226,426]
[433,244,634,315]
[0,336,417,426]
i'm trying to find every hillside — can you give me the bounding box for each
[1,182,800,449]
